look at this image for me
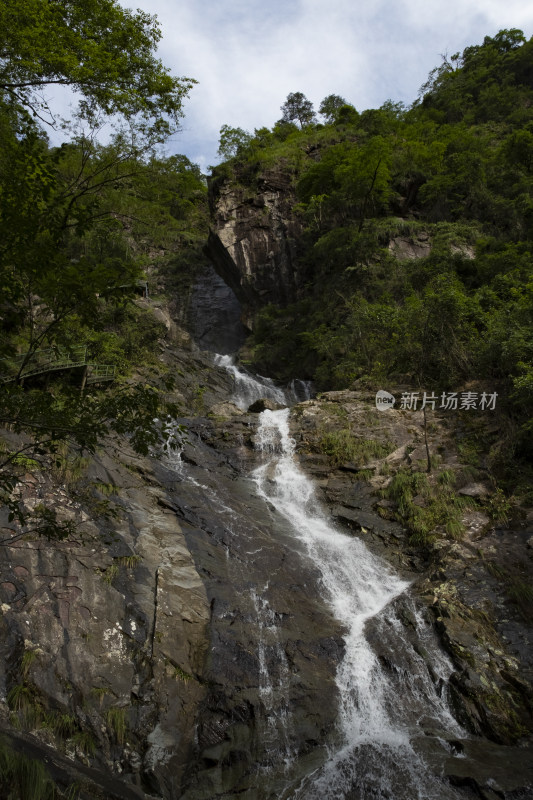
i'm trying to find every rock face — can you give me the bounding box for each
[2,344,533,799]
[0,442,210,798]
[187,264,247,355]
[0,354,342,799]
[205,170,305,328]
[157,421,344,798]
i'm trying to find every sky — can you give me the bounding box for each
[51,0,533,172]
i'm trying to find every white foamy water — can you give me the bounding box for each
[215,354,288,410]
[253,409,464,800]
[214,354,312,410]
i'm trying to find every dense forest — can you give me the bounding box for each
[1,0,532,546]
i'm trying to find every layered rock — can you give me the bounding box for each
[205,169,305,328]
[0,441,210,798]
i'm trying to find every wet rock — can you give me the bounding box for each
[209,401,245,418]
[247,398,283,413]
[188,264,247,354]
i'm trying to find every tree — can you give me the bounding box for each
[0,381,182,546]
[280,92,316,128]
[319,94,348,123]
[217,124,252,160]
[0,0,195,138]
[0,0,197,545]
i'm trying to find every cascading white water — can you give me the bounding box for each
[253,409,464,800]
[214,354,313,410]
[214,354,288,410]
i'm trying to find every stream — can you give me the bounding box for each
[172,358,473,799]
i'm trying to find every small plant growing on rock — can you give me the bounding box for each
[0,737,56,799]
[114,554,142,569]
[92,482,118,497]
[382,467,474,545]
[90,686,111,707]
[44,712,77,740]
[318,429,393,467]
[72,730,97,756]
[102,564,119,584]
[7,683,42,730]
[168,661,192,682]
[485,488,512,523]
[106,707,127,745]
[20,648,39,679]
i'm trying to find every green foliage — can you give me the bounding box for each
[0,0,207,546]
[114,554,142,569]
[383,468,474,545]
[71,731,96,756]
[485,488,512,523]
[101,564,119,584]
[280,92,316,127]
[0,379,183,544]
[89,687,110,707]
[20,649,39,679]
[0,737,55,800]
[44,712,77,740]
[7,683,43,729]
[217,124,253,160]
[0,0,195,139]
[171,663,192,682]
[318,429,392,467]
[240,35,533,492]
[318,94,352,123]
[106,707,126,745]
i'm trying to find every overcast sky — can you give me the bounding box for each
[53,1,533,172]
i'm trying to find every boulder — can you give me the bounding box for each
[247,398,283,413]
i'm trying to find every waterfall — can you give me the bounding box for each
[214,354,312,410]
[253,409,465,800]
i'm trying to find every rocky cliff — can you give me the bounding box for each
[205,169,305,329]
[0,341,344,799]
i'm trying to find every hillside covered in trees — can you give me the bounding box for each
[211,28,533,496]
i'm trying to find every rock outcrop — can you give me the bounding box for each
[0,436,211,798]
[0,350,343,799]
[187,264,247,355]
[205,169,305,328]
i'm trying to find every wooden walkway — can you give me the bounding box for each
[0,346,116,386]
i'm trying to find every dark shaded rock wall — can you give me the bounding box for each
[187,264,247,354]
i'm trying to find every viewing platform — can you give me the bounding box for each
[0,345,116,387]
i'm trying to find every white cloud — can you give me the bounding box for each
[52,1,533,169]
